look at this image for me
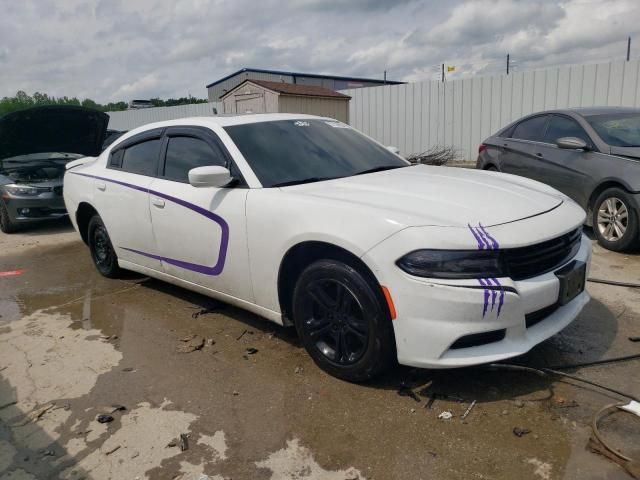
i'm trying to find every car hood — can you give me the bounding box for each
[610,146,640,160]
[0,106,109,161]
[290,165,565,228]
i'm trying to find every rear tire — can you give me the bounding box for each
[88,214,122,278]
[0,200,18,234]
[292,259,395,382]
[592,187,638,252]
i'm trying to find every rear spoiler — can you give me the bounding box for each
[66,156,96,170]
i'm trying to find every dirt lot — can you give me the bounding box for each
[0,219,639,480]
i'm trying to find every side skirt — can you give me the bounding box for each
[118,260,284,325]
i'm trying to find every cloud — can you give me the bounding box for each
[1,0,639,103]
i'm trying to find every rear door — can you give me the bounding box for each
[148,127,253,301]
[93,129,163,271]
[499,115,550,181]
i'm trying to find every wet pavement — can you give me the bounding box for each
[1,221,639,479]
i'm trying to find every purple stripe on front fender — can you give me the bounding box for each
[468,224,486,249]
[72,172,229,276]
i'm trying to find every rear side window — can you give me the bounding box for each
[511,116,549,142]
[121,139,161,176]
[163,136,225,183]
[544,116,591,145]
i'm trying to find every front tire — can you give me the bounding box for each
[88,215,122,278]
[0,200,18,233]
[592,187,639,252]
[292,259,395,382]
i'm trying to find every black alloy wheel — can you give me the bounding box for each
[292,259,395,382]
[88,214,121,278]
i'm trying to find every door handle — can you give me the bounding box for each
[151,196,165,208]
[96,182,106,191]
[535,152,543,157]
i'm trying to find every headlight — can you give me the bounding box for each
[396,250,507,279]
[4,184,40,196]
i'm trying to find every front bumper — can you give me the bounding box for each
[362,198,592,369]
[1,190,67,223]
[384,235,590,368]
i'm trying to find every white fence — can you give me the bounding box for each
[106,102,222,131]
[341,59,640,161]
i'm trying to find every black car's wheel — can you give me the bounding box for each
[0,200,18,234]
[592,187,639,252]
[292,259,395,382]
[88,214,121,278]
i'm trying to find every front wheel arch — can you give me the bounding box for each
[277,241,390,326]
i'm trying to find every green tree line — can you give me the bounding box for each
[0,91,208,117]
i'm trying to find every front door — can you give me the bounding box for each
[148,127,253,301]
[535,114,595,206]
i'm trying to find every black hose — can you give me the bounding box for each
[547,353,640,370]
[487,363,639,402]
[588,277,640,288]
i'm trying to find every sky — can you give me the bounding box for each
[1,0,639,103]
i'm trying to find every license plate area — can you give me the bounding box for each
[555,261,586,306]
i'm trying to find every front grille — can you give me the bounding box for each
[525,303,559,328]
[450,329,506,349]
[503,228,582,280]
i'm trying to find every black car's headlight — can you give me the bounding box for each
[396,250,507,279]
[4,184,40,196]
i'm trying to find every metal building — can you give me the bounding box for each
[207,67,402,102]
[221,80,351,122]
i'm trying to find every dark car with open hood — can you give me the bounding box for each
[0,106,108,233]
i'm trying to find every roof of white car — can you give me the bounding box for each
[128,113,332,132]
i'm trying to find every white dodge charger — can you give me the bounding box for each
[64,114,591,381]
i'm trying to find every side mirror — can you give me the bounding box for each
[556,137,588,150]
[188,166,232,188]
[386,146,400,155]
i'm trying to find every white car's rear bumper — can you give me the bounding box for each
[367,233,591,369]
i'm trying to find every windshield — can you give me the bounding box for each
[224,119,408,187]
[586,113,640,147]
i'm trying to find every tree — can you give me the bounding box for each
[0,91,208,117]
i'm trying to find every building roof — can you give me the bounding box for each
[206,67,404,89]
[221,80,351,100]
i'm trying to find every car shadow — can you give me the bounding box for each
[11,217,74,236]
[138,277,620,404]
[0,373,94,479]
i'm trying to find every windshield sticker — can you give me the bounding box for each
[324,121,350,129]
[294,121,310,127]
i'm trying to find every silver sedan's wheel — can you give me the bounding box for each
[597,197,628,242]
[592,187,638,252]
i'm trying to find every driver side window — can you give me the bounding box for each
[162,136,226,183]
[544,116,591,146]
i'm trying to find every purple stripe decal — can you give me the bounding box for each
[479,223,499,249]
[471,223,504,318]
[72,172,229,276]
[488,277,505,317]
[477,278,489,317]
[467,224,486,250]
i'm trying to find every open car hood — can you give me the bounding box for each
[0,106,109,161]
